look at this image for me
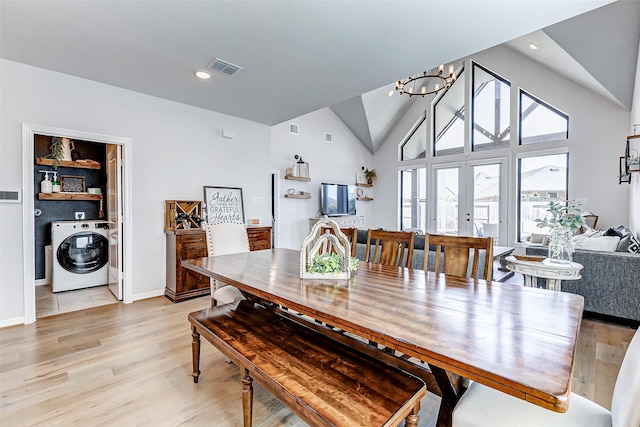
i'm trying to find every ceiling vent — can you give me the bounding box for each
[208,58,243,76]
[325,133,333,143]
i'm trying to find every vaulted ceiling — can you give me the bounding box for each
[2,1,637,153]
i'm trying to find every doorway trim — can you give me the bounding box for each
[21,123,134,324]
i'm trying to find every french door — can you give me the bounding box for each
[431,158,507,244]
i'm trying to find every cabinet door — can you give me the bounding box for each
[178,234,209,291]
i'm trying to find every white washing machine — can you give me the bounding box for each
[51,220,109,292]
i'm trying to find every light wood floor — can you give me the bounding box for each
[1,295,635,426]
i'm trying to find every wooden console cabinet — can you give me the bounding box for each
[165,226,272,302]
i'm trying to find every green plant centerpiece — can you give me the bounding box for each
[308,253,359,275]
[534,200,586,263]
[300,216,357,280]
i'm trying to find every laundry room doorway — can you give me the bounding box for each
[22,124,133,324]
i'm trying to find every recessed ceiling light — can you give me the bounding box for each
[194,70,211,79]
[529,42,539,50]
[388,90,394,97]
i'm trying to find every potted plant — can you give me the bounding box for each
[363,167,377,185]
[534,200,586,263]
[44,137,75,169]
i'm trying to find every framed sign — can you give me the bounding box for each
[61,175,86,193]
[203,186,245,224]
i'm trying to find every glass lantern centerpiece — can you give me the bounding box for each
[535,200,586,264]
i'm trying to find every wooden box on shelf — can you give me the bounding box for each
[165,200,203,231]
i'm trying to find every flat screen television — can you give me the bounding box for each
[320,183,356,216]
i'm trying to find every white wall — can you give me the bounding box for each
[630,41,640,238]
[0,59,271,324]
[372,44,631,240]
[271,108,373,249]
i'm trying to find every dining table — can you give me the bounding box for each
[182,248,584,427]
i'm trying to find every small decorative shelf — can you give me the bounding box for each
[36,158,101,170]
[285,194,311,199]
[355,183,373,187]
[285,175,311,182]
[357,196,373,201]
[38,192,102,201]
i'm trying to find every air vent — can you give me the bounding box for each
[325,133,333,143]
[289,124,299,135]
[208,58,243,76]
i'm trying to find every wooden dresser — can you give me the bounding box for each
[165,226,272,302]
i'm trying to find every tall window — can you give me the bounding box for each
[400,114,426,161]
[400,168,427,232]
[472,63,510,151]
[518,153,568,241]
[520,91,568,144]
[433,67,465,156]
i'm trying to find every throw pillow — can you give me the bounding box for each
[628,234,640,254]
[603,227,623,238]
[617,234,632,252]
[573,235,620,252]
[529,233,548,244]
[581,227,602,237]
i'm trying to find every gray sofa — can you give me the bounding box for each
[526,246,640,322]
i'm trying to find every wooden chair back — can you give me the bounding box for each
[425,234,494,281]
[205,222,250,306]
[320,226,358,257]
[365,229,415,268]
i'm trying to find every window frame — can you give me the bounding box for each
[519,89,569,145]
[399,112,427,161]
[471,61,511,152]
[516,149,569,243]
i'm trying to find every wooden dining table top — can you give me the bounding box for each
[182,248,584,414]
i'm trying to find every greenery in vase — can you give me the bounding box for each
[535,200,586,259]
[44,137,65,169]
[308,253,358,274]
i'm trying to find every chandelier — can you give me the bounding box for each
[395,65,456,97]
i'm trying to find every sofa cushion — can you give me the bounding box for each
[573,235,620,252]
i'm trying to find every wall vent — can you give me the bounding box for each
[325,133,333,143]
[208,58,243,76]
[289,124,299,135]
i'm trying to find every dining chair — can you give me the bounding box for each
[581,211,599,233]
[205,222,250,307]
[365,229,415,268]
[320,226,358,258]
[425,234,494,281]
[452,328,640,427]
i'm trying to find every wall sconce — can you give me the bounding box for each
[625,134,640,175]
[619,156,631,184]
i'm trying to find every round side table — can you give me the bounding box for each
[505,255,583,291]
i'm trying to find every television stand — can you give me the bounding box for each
[309,215,365,230]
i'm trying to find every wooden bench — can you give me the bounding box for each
[188,300,426,427]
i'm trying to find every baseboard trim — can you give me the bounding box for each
[0,317,26,328]
[133,289,165,302]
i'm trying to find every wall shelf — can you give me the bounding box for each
[357,196,373,201]
[38,192,102,201]
[36,157,101,170]
[284,194,311,199]
[355,183,373,187]
[284,175,311,182]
